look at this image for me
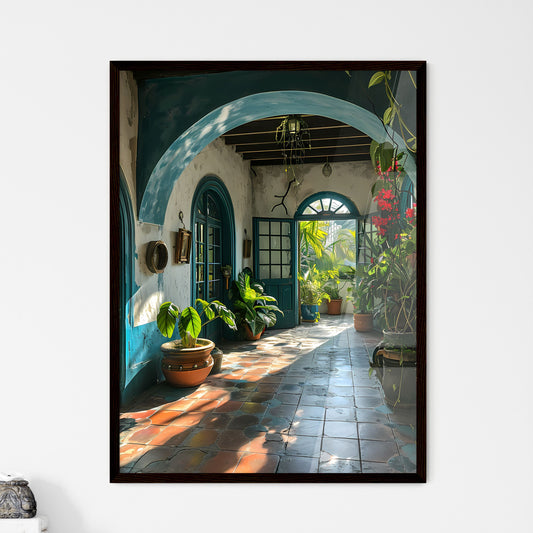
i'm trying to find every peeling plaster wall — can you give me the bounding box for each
[252,161,377,219]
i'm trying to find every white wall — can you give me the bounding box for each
[131,137,253,326]
[253,161,376,218]
[2,2,533,533]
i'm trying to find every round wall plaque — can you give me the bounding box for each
[146,240,168,274]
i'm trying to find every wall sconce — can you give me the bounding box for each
[287,116,301,135]
[243,229,251,258]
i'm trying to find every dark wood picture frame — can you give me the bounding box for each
[110,60,426,483]
[176,228,192,264]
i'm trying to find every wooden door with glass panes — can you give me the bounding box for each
[193,192,224,342]
[253,217,298,329]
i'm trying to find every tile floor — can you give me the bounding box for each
[119,315,416,474]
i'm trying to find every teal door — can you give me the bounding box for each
[192,182,235,344]
[253,217,298,329]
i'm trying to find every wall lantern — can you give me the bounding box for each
[287,116,301,135]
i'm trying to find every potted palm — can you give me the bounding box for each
[298,267,330,322]
[157,298,237,387]
[347,265,374,332]
[323,274,346,315]
[228,270,284,340]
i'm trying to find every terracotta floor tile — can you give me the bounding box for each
[183,428,219,448]
[187,398,221,412]
[240,402,268,415]
[130,445,178,472]
[166,448,209,473]
[228,414,260,430]
[217,429,250,451]
[256,383,279,393]
[121,409,157,420]
[150,410,184,425]
[169,412,205,427]
[267,404,297,419]
[234,453,280,473]
[201,412,231,429]
[150,425,194,446]
[215,401,243,413]
[127,425,164,445]
[246,434,286,455]
[120,444,147,467]
[200,451,243,473]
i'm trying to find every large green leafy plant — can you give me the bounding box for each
[228,271,284,337]
[157,299,237,348]
[298,267,330,306]
[347,265,374,314]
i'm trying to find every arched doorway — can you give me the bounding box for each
[295,192,361,318]
[191,176,235,343]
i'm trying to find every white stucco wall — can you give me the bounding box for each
[252,161,376,218]
[132,137,253,326]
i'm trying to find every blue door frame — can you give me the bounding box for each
[253,217,298,329]
[191,176,235,343]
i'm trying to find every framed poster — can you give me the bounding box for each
[111,61,426,482]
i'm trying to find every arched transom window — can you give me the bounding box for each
[295,191,359,220]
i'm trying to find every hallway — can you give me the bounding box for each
[119,316,416,474]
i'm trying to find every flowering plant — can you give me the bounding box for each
[367,146,417,334]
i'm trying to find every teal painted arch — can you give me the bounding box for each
[139,90,415,225]
[295,191,360,220]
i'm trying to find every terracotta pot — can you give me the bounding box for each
[243,323,265,341]
[327,298,343,315]
[353,313,373,332]
[160,338,215,387]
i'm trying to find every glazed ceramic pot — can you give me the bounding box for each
[160,338,215,387]
[301,304,319,322]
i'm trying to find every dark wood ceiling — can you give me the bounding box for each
[222,114,372,167]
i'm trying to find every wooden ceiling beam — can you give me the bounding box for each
[251,154,370,166]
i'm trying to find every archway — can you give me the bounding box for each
[139,90,415,225]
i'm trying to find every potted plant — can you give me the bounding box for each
[156,298,237,387]
[298,267,330,322]
[347,265,374,332]
[228,270,284,340]
[366,148,417,406]
[323,276,345,315]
